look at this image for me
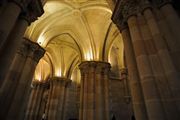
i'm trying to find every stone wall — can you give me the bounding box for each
[109,79,133,120]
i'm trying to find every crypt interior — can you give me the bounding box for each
[0,0,180,120]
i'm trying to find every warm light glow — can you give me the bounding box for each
[85,51,93,61]
[56,69,62,77]
[35,73,42,81]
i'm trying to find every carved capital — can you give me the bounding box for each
[17,38,29,57]
[120,0,139,20]
[19,0,44,24]
[116,18,128,32]
[50,77,72,87]
[32,80,49,89]
[79,61,111,75]
[112,0,138,31]
[23,38,45,62]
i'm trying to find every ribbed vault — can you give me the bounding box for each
[27,0,124,82]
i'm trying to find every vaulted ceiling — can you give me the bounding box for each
[25,0,124,82]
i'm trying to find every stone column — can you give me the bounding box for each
[115,21,148,120]
[79,61,110,120]
[0,0,44,86]
[155,8,180,73]
[0,39,29,120]
[25,81,49,120]
[119,1,166,119]
[0,15,28,86]
[0,0,30,50]
[158,0,180,44]
[47,77,71,120]
[156,1,180,75]
[122,28,149,119]
[142,5,180,114]
[5,39,45,120]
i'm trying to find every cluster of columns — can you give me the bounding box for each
[25,77,72,120]
[0,0,44,120]
[112,0,180,120]
[79,61,110,120]
[25,61,112,120]
[0,0,44,85]
[0,39,45,120]
[25,80,49,120]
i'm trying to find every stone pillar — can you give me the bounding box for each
[158,1,180,44]
[142,6,180,114]
[5,39,45,120]
[0,15,28,86]
[0,0,30,50]
[155,0,180,75]
[25,81,49,120]
[116,1,166,119]
[47,77,71,120]
[154,8,180,73]
[115,20,148,120]
[79,61,110,120]
[0,0,44,86]
[0,39,29,120]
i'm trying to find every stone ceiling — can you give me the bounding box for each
[25,0,124,82]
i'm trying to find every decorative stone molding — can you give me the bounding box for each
[32,80,50,89]
[17,39,29,57]
[23,38,45,62]
[19,0,44,25]
[50,77,72,87]
[112,0,138,31]
[79,61,111,74]
[120,0,139,19]
[116,18,128,32]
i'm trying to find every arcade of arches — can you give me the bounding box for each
[0,0,180,120]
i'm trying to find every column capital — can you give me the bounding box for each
[116,19,128,32]
[79,61,111,74]
[19,0,44,25]
[112,0,138,31]
[50,77,72,87]
[24,38,45,62]
[32,80,50,89]
[17,38,29,57]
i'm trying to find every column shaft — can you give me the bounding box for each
[5,40,45,120]
[0,40,28,120]
[0,18,28,86]
[47,77,70,120]
[25,81,49,120]
[127,15,166,120]
[143,8,180,113]
[121,27,148,120]
[160,3,180,44]
[79,61,110,120]
[0,2,21,50]
[155,9,180,73]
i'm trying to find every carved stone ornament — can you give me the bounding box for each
[79,61,111,74]
[19,0,44,25]
[153,0,171,7]
[23,38,45,62]
[112,0,138,31]
[120,0,139,20]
